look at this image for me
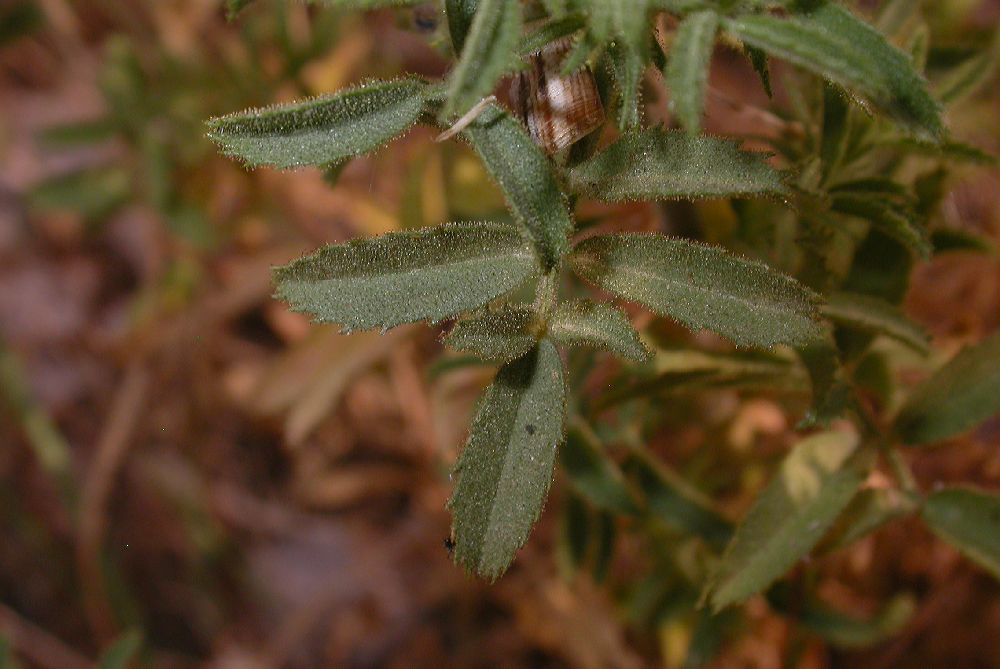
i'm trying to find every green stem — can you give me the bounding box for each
[533,271,559,325]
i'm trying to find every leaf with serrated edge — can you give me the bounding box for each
[549,299,650,362]
[443,306,538,363]
[723,4,942,139]
[922,486,1000,580]
[207,78,427,169]
[896,331,1000,444]
[569,234,822,348]
[568,128,787,202]
[666,10,719,133]
[449,339,567,580]
[273,221,540,331]
[823,291,930,354]
[706,431,869,611]
[463,104,574,269]
[442,0,521,117]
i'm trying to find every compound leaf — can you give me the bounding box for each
[273,221,539,330]
[568,128,786,201]
[207,78,428,169]
[449,339,567,580]
[569,234,823,348]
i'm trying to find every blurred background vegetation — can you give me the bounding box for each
[1,0,999,667]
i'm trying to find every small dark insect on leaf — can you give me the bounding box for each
[525,424,536,435]
[444,537,456,554]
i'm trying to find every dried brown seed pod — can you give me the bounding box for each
[509,37,605,154]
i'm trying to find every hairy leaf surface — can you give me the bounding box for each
[666,10,719,133]
[273,222,539,330]
[463,105,574,268]
[569,234,822,347]
[206,78,428,169]
[443,306,538,363]
[449,340,567,580]
[724,4,942,138]
[445,0,478,53]
[442,0,521,117]
[549,300,650,362]
[568,128,786,201]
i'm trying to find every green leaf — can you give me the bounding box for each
[802,595,915,648]
[443,306,538,363]
[315,0,424,6]
[936,28,1000,105]
[822,291,930,354]
[569,234,822,348]
[922,486,1000,580]
[625,452,733,549]
[831,193,931,258]
[97,630,142,669]
[745,45,772,97]
[0,636,18,669]
[445,0,478,53]
[28,167,130,220]
[821,487,918,551]
[665,10,719,133]
[559,490,592,573]
[206,78,428,169]
[273,221,540,331]
[820,84,850,181]
[449,339,567,580]
[723,4,942,139]
[890,138,998,166]
[520,14,586,56]
[560,426,638,515]
[225,0,257,19]
[567,128,787,202]
[606,41,645,130]
[705,431,869,611]
[769,586,916,649]
[549,299,650,362]
[462,104,574,269]
[796,327,852,428]
[0,1,44,48]
[895,331,1000,444]
[442,0,521,118]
